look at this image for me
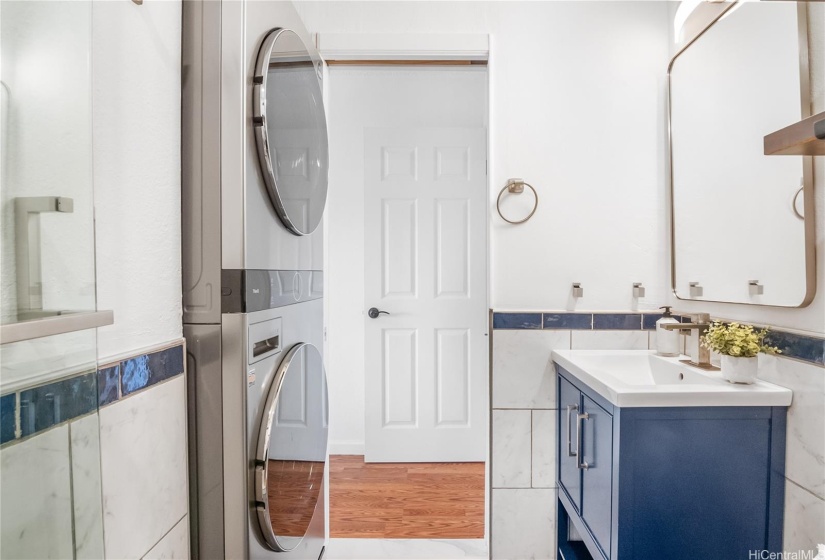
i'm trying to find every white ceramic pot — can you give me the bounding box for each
[721,355,758,384]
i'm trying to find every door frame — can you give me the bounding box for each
[319,33,493,544]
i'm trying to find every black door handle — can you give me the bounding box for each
[368,307,390,319]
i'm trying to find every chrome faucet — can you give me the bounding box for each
[660,312,719,371]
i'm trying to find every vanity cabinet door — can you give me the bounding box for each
[558,376,581,512]
[580,395,613,559]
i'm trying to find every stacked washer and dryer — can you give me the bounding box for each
[182,2,329,559]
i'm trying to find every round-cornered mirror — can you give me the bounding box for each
[253,28,329,236]
[255,343,328,551]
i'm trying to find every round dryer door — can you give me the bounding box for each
[255,343,328,552]
[252,28,329,236]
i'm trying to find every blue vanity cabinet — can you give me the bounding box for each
[556,366,787,560]
[579,394,613,557]
[558,375,583,513]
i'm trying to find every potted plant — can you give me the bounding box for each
[701,322,780,384]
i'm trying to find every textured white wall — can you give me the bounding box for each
[92,0,183,361]
[297,1,673,314]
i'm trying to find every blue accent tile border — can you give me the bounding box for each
[120,345,184,397]
[0,342,184,447]
[97,365,120,407]
[492,311,824,368]
[1,394,16,445]
[764,330,825,367]
[593,313,642,330]
[493,313,542,329]
[543,313,592,330]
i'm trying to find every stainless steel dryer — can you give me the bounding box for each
[182,1,330,558]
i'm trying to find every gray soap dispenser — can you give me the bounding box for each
[655,306,680,357]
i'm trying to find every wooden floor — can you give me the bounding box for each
[267,460,324,537]
[329,455,485,539]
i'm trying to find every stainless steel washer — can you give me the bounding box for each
[185,285,326,560]
[182,2,329,558]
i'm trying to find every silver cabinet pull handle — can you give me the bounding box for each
[576,412,590,470]
[566,404,578,457]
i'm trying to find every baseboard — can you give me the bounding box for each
[328,441,365,456]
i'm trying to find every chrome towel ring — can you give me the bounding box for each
[792,185,804,220]
[496,178,538,224]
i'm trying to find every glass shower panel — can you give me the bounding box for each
[1,0,96,323]
[0,2,104,558]
[0,330,103,560]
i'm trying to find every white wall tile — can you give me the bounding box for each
[532,410,556,489]
[492,489,556,560]
[71,414,105,560]
[100,377,188,559]
[571,330,648,350]
[758,355,825,500]
[0,426,74,560]
[142,515,190,560]
[783,480,825,556]
[492,410,532,488]
[493,330,570,409]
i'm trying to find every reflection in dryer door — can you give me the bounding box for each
[255,343,328,552]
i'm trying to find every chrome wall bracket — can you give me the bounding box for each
[14,196,74,314]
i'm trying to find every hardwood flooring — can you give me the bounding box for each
[267,460,325,537]
[329,455,485,539]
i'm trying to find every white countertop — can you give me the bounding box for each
[551,350,793,408]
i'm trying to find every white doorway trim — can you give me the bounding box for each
[316,33,489,62]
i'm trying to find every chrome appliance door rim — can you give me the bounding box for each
[254,342,328,552]
[252,27,329,237]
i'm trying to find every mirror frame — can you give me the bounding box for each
[666,1,816,308]
[252,27,328,237]
[254,342,328,552]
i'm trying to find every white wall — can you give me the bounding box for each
[297,1,673,314]
[92,3,188,560]
[93,0,183,361]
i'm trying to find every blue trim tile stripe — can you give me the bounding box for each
[493,313,542,329]
[1,394,16,445]
[120,345,184,397]
[492,311,824,368]
[544,313,592,330]
[642,314,663,330]
[20,373,97,437]
[1,342,185,447]
[97,365,120,407]
[593,313,642,330]
[764,330,825,367]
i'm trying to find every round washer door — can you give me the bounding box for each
[252,28,329,236]
[255,343,328,551]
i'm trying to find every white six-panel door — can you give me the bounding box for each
[364,127,487,462]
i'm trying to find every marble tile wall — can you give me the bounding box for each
[491,327,655,560]
[98,342,188,560]
[0,341,188,560]
[490,311,825,559]
[758,354,825,555]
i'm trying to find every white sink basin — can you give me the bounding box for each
[551,350,792,407]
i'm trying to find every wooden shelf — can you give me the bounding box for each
[764,110,825,155]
